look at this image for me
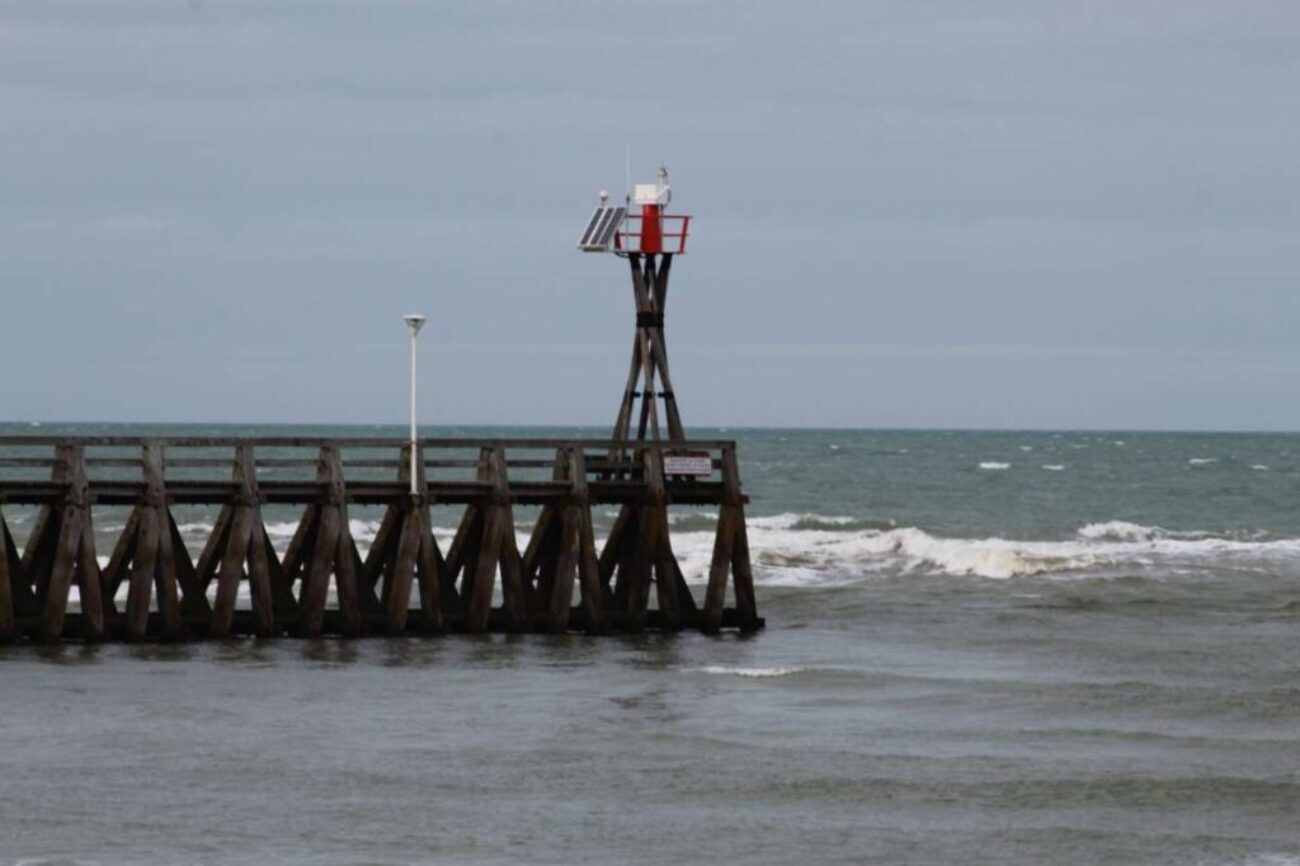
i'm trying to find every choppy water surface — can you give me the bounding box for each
[1,425,1298,865]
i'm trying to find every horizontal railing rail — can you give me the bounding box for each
[0,437,740,507]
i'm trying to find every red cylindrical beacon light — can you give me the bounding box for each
[633,165,671,255]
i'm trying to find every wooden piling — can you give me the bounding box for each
[0,512,17,642]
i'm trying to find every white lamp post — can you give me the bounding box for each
[403,314,426,497]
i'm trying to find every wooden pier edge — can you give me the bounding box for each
[0,436,764,643]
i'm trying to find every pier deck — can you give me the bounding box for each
[0,436,761,642]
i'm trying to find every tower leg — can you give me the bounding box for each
[613,253,686,444]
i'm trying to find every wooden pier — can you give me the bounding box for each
[0,436,761,642]
[0,168,764,642]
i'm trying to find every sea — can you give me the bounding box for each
[1,424,1298,866]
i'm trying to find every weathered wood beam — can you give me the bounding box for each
[599,504,632,595]
[168,511,211,628]
[375,443,443,633]
[211,503,253,638]
[364,504,400,594]
[723,446,759,632]
[0,512,15,641]
[125,509,161,641]
[448,504,483,614]
[40,504,82,641]
[413,503,444,633]
[633,258,661,442]
[525,450,568,607]
[299,446,364,637]
[333,518,364,638]
[384,500,420,632]
[544,448,581,632]
[194,504,234,595]
[259,516,298,631]
[572,449,607,634]
[280,502,318,594]
[298,502,337,638]
[493,450,528,631]
[34,445,105,641]
[153,499,184,639]
[704,444,755,633]
[101,506,141,615]
[206,446,265,638]
[466,495,503,633]
[611,254,646,445]
[245,514,276,636]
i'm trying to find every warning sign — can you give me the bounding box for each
[663,453,713,477]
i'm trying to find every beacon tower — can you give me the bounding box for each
[579,165,692,443]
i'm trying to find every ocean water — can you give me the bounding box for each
[1,424,1298,865]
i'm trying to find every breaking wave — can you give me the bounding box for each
[663,516,1300,584]
[1074,520,1211,542]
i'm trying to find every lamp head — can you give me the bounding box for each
[403,314,426,336]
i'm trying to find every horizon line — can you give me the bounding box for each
[3,419,1298,436]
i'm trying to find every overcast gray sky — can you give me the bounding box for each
[2,1,1298,430]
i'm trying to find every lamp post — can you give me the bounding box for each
[403,314,426,497]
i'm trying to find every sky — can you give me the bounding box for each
[2,1,1298,430]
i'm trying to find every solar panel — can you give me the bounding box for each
[578,206,626,251]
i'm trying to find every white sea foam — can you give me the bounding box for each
[747,513,860,530]
[264,521,301,540]
[689,665,810,678]
[1077,521,1162,542]
[668,510,717,525]
[1189,457,1217,465]
[349,519,382,544]
[1041,464,1066,471]
[978,462,1010,470]
[1251,464,1270,471]
[1019,445,1034,451]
